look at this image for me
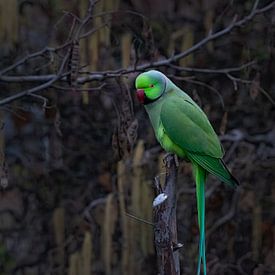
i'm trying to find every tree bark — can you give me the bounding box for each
[153,154,180,275]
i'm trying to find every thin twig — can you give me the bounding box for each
[125,212,154,226]
[168,61,256,74]
[181,77,225,109]
[0,53,69,106]
[1,0,272,78]
[29,94,48,108]
[226,73,275,105]
[0,22,108,77]
[52,83,106,92]
[0,0,274,106]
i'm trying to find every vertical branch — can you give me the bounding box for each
[153,154,180,275]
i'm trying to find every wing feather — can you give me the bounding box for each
[160,96,223,158]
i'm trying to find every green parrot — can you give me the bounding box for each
[135,70,238,275]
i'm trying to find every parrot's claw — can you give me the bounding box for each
[153,193,168,207]
[163,153,179,168]
[163,153,174,167]
[174,154,179,167]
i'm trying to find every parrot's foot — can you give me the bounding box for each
[163,153,179,168]
[174,154,179,167]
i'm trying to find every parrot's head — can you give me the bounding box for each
[135,70,167,105]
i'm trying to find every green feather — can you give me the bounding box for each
[160,95,223,158]
[135,70,239,274]
[188,153,238,188]
[193,163,207,275]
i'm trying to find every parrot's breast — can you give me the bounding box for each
[157,122,186,158]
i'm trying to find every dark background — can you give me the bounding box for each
[0,0,274,274]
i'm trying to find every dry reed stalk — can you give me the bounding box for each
[81,231,92,275]
[117,160,130,274]
[68,252,80,275]
[102,193,118,275]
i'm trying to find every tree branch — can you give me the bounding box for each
[0,53,69,106]
[153,154,180,275]
[0,0,274,106]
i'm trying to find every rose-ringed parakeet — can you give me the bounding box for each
[135,70,238,275]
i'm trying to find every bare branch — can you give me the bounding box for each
[29,93,49,108]
[0,53,69,106]
[0,47,57,76]
[170,75,225,109]
[226,73,275,105]
[0,18,108,77]
[52,83,106,92]
[0,0,274,106]
[0,61,256,84]
[167,61,256,75]
[165,0,273,65]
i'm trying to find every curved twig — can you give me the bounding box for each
[0,0,274,106]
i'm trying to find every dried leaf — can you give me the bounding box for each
[54,110,63,137]
[67,40,80,87]
[126,118,138,151]
[250,72,260,100]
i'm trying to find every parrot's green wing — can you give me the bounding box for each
[160,95,223,158]
[160,95,238,187]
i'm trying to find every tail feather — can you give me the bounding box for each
[194,163,207,275]
[189,152,239,188]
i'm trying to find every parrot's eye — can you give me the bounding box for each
[150,84,154,88]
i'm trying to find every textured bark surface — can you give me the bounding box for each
[153,155,180,275]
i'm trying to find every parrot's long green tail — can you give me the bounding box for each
[194,163,207,275]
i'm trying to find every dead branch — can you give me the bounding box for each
[167,61,256,75]
[0,24,107,78]
[153,154,180,275]
[52,83,106,92]
[0,52,69,106]
[226,73,275,105]
[170,75,225,109]
[0,0,274,106]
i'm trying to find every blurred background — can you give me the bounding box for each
[0,0,274,274]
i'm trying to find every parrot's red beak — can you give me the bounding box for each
[136,89,145,104]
